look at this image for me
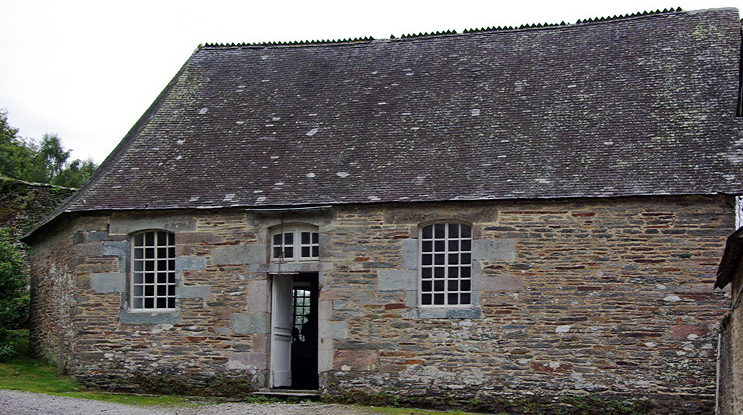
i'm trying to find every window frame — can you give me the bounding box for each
[418,221,473,307]
[129,230,177,312]
[270,224,320,263]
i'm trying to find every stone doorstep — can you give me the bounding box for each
[253,389,321,399]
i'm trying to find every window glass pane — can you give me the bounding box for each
[422,294,432,305]
[145,285,154,296]
[301,232,310,244]
[434,241,445,252]
[168,285,176,295]
[461,239,471,251]
[312,246,319,257]
[284,247,294,258]
[144,298,154,308]
[422,241,432,252]
[133,273,143,284]
[448,280,459,291]
[134,234,144,246]
[168,247,176,257]
[434,294,445,305]
[301,247,310,257]
[461,280,471,291]
[434,280,445,292]
[434,254,445,265]
[448,254,459,265]
[157,298,167,308]
[448,293,459,305]
[273,247,282,258]
[421,267,432,278]
[273,234,282,245]
[134,262,143,272]
[461,266,471,278]
[167,298,176,308]
[461,253,471,264]
[284,232,293,244]
[434,224,446,238]
[448,240,459,251]
[145,232,155,245]
[145,273,155,283]
[422,281,432,292]
[133,298,143,308]
[157,232,167,246]
[422,225,432,239]
[461,225,471,238]
[312,233,319,243]
[157,285,167,296]
[134,286,143,296]
[422,254,432,266]
[460,293,471,304]
[448,267,459,277]
[145,261,155,271]
[434,267,445,278]
[134,248,143,259]
[448,223,459,238]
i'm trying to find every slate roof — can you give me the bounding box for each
[46,8,743,219]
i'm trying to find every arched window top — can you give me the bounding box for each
[270,224,319,263]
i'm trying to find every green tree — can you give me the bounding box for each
[0,109,98,188]
[0,228,29,358]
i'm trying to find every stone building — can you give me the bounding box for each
[23,7,743,413]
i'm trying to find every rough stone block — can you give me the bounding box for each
[402,239,418,270]
[410,307,482,319]
[176,285,211,299]
[227,352,267,370]
[87,231,109,242]
[175,256,205,271]
[232,313,268,334]
[119,310,180,324]
[248,280,269,313]
[377,269,416,291]
[91,273,126,293]
[472,239,516,262]
[332,322,348,340]
[213,245,258,265]
[476,274,523,292]
[333,349,379,371]
[109,214,196,235]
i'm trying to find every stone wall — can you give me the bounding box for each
[0,177,75,237]
[717,262,743,415]
[28,195,731,411]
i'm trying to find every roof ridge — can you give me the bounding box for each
[200,36,375,49]
[200,7,686,49]
[462,7,683,34]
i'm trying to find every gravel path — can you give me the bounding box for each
[0,390,374,415]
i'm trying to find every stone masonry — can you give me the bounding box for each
[28,195,730,412]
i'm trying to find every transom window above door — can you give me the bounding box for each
[271,225,320,262]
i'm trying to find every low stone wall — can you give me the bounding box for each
[0,177,74,237]
[28,195,730,410]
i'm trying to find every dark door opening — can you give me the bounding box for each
[289,272,318,389]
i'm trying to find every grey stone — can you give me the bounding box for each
[332,321,349,339]
[248,280,269,313]
[402,239,418,270]
[410,307,482,319]
[213,245,258,265]
[377,269,416,291]
[231,313,269,334]
[91,273,126,293]
[175,256,205,271]
[102,241,127,270]
[472,239,516,262]
[176,285,211,299]
[227,352,267,370]
[119,310,180,324]
[109,214,196,235]
[248,261,334,274]
[87,231,109,242]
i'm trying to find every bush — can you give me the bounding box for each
[0,227,29,357]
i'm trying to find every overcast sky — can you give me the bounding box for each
[1,0,739,163]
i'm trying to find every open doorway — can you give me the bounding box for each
[270,272,319,389]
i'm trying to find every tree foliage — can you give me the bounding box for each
[0,109,98,188]
[0,228,29,352]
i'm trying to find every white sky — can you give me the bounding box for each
[0,0,738,163]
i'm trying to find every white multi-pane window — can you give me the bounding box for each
[271,225,319,262]
[419,223,472,306]
[131,231,176,310]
